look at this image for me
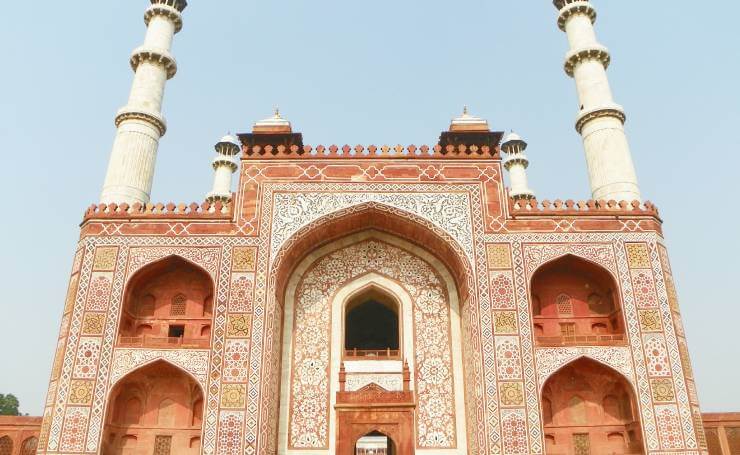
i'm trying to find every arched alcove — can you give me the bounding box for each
[20,436,37,455]
[275,229,470,453]
[531,255,625,346]
[0,436,11,455]
[541,357,644,454]
[118,256,214,349]
[102,360,204,455]
[344,287,400,359]
[355,430,397,455]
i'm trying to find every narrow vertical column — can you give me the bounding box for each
[502,132,535,200]
[206,135,240,203]
[100,0,187,204]
[554,0,641,202]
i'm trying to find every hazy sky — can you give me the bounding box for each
[0,0,738,415]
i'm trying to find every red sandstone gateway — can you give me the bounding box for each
[5,0,727,454]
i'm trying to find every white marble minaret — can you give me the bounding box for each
[206,135,240,203]
[554,0,641,202]
[502,132,535,200]
[100,0,187,204]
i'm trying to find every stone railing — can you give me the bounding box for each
[344,348,401,360]
[117,335,210,349]
[243,144,501,160]
[509,198,660,218]
[536,334,626,347]
[83,200,233,221]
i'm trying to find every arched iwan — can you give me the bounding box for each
[102,360,206,455]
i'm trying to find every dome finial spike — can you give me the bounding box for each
[463,105,468,116]
[274,106,281,118]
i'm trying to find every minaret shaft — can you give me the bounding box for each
[100,1,185,205]
[557,0,641,202]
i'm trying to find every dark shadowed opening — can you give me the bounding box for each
[345,300,399,351]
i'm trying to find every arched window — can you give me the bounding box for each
[530,255,625,346]
[118,257,214,348]
[344,288,400,359]
[170,294,186,316]
[556,294,573,315]
[355,430,396,455]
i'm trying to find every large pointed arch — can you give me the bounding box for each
[271,202,474,304]
[273,231,472,452]
[118,255,215,349]
[529,253,627,346]
[102,359,205,455]
[540,357,645,454]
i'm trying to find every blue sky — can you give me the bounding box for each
[0,0,738,415]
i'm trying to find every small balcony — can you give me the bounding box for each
[117,335,210,349]
[344,348,401,360]
[536,333,626,347]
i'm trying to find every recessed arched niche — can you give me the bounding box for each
[102,361,204,455]
[541,358,644,454]
[344,287,401,360]
[530,255,625,346]
[118,256,214,349]
[355,430,397,455]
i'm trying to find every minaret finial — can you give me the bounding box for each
[463,105,469,116]
[274,106,281,118]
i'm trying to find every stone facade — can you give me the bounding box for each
[34,137,711,454]
[23,1,721,454]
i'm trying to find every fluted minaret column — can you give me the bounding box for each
[555,0,641,202]
[502,132,535,200]
[100,0,187,204]
[206,135,240,203]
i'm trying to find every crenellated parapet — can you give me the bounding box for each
[242,144,501,160]
[83,200,233,221]
[509,197,660,219]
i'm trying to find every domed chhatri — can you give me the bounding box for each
[450,106,491,132]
